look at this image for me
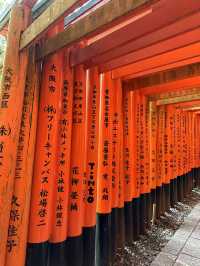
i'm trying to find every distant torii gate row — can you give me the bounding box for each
[0,1,200,266]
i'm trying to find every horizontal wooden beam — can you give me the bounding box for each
[36,0,154,59]
[149,87,200,101]
[156,94,200,106]
[112,42,200,79]
[183,106,200,111]
[20,0,89,50]
[100,27,200,73]
[71,0,200,66]
[86,13,200,68]
[124,62,200,91]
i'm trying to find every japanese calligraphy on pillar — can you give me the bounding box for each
[28,52,62,243]
[51,50,73,243]
[84,67,100,227]
[149,101,157,190]
[97,72,113,214]
[135,90,141,194]
[156,107,164,187]
[123,89,132,202]
[6,77,31,253]
[111,79,122,208]
[68,64,86,237]
[167,106,175,181]
[163,106,169,184]
[140,95,147,194]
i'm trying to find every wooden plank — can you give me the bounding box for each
[0,4,30,265]
[149,88,200,101]
[182,106,200,111]
[156,94,200,106]
[71,0,200,66]
[20,0,86,50]
[124,62,200,90]
[34,0,153,58]
[99,27,200,72]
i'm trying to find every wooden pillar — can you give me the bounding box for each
[0,4,31,265]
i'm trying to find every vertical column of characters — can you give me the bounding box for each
[82,67,100,266]
[5,48,39,266]
[167,105,176,206]
[174,108,182,202]
[66,64,86,266]
[177,110,182,178]
[195,115,198,170]
[139,94,147,195]
[132,90,141,240]
[149,101,158,207]
[117,83,125,247]
[185,112,190,174]
[198,116,200,172]
[0,5,29,265]
[160,106,166,213]
[122,87,134,243]
[184,112,188,175]
[139,93,149,232]
[172,110,177,181]
[190,112,195,190]
[48,49,73,266]
[111,79,122,257]
[182,111,188,195]
[164,105,172,210]
[134,90,141,200]
[176,109,183,201]
[166,105,174,181]
[184,111,190,194]
[170,107,178,205]
[181,111,185,175]
[156,106,165,217]
[156,107,164,188]
[144,96,152,226]
[163,106,169,184]
[27,49,63,266]
[188,112,194,191]
[198,116,200,170]
[96,72,113,266]
[174,109,179,179]
[193,114,198,186]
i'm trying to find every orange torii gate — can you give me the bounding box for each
[0,1,200,266]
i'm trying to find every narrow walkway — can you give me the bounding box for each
[151,202,200,266]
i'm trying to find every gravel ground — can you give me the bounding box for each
[113,188,200,266]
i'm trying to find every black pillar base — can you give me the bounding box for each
[116,207,125,248]
[83,226,96,266]
[161,185,165,215]
[132,197,140,240]
[66,235,83,266]
[96,213,112,266]
[177,175,184,202]
[111,208,118,261]
[156,186,162,219]
[170,179,176,207]
[174,178,178,204]
[146,192,152,229]
[26,241,49,266]
[124,201,133,244]
[49,241,66,266]
[139,194,147,235]
[164,183,170,211]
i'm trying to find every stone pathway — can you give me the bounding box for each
[151,202,200,266]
